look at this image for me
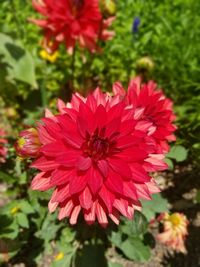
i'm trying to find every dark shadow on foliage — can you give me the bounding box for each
[5,43,25,61]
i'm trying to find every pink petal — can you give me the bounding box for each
[130,163,150,183]
[31,156,59,171]
[31,172,52,191]
[79,187,93,210]
[87,167,103,195]
[50,168,74,186]
[109,158,132,178]
[96,203,108,227]
[69,174,87,195]
[84,202,97,225]
[51,184,70,203]
[99,185,115,213]
[70,205,81,224]
[105,170,123,195]
[58,200,74,220]
[57,99,66,114]
[48,199,58,213]
[77,156,91,171]
[97,160,109,177]
[113,199,129,218]
[134,183,151,200]
[112,82,126,97]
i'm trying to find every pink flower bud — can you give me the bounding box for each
[15,128,41,158]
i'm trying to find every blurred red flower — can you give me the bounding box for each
[113,77,176,154]
[30,0,115,53]
[0,129,8,163]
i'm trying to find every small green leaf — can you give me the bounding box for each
[0,171,15,183]
[19,200,35,214]
[16,213,29,228]
[167,145,188,162]
[120,211,148,236]
[164,158,174,170]
[120,237,151,262]
[109,231,122,247]
[141,193,168,221]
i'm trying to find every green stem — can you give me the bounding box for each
[41,62,48,107]
[41,80,47,107]
[71,46,76,91]
[10,0,24,39]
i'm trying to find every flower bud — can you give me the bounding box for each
[136,56,154,73]
[100,0,116,17]
[15,128,41,158]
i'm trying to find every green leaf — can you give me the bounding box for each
[0,32,37,87]
[0,171,15,183]
[0,221,19,239]
[167,145,188,162]
[120,238,151,262]
[19,200,35,214]
[164,158,174,170]
[60,227,75,244]
[120,211,148,236]
[141,193,168,221]
[16,213,29,228]
[109,231,122,247]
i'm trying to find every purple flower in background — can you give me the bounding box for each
[132,16,140,34]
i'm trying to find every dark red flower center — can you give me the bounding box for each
[70,0,84,16]
[82,135,110,161]
[81,127,120,161]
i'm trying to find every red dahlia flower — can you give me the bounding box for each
[113,77,176,153]
[0,129,8,163]
[30,0,115,53]
[19,88,168,227]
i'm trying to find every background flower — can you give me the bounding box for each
[0,129,7,163]
[157,212,189,254]
[132,16,140,34]
[30,0,114,53]
[113,77,176,154]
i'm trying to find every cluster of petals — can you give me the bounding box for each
[113,77,176,154]
[21,86,173,227]
[156,212,189,254]
[30,0,115,53]
[0,129,8,163]
[15,128,41,158]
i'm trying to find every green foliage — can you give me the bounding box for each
[141,193,169,221]
[109,211,151,262]
[0,32,37,87]
[165,144,188,169]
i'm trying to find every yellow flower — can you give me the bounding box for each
[10,206,20,215]
[157,212,189,253]
[54,252,64,261]
[39,49,58,63]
